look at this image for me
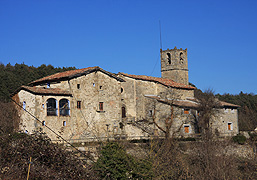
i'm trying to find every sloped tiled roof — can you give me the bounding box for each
[12,86,72,96]
[218,101,240,108]
[144,95,240,109]
[144,95,199,108]
[118,73,196,90]
[30,66,124,85]
[186,98,240,108]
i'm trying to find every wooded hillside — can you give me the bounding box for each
[0,63,76,101]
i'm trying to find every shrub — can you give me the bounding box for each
[0,132,94,180]
[232,134,247,145]
[94,142,152,179]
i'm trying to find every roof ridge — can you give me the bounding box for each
[118,72,196,90]
[29,66,99,85]
[29,66,125,86]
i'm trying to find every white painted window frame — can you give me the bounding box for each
[227,122,233,131]
[183,124,191,134]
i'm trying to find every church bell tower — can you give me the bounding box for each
[161,47,189,85]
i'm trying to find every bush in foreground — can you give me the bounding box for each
[0,132,95,180]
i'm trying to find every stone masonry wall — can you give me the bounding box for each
[19,71,123,141]
[211,108,239,136]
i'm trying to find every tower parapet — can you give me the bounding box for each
[161,47,188,85]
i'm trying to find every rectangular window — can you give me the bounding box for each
[184,125,190,133]
[77,101,81,109]
[77,84,80,89]
[228,122,233,131]
[99,102,103,111]
[184,108,190,114]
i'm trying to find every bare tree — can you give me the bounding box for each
[194,89,220,139]
[152,102,174,139]
[144,89,183,139]
[0,101,20,134]
[190,89,239,179]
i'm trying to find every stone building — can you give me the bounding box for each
[12,47,240,142]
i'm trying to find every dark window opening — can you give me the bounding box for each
[42,121,46,126]
[77,84,80,89]
[149,110,153,116]
[77,101,81,109]
[122,107,126,118]
[63,121,66,126]
[99,102,103,111]
[180,52,183,60]
[99,86,102,90]
[59,99,70,116]
[121,88,123,93]
[119,122,124,129]
[47,98,57,116]
[167,53,171,64]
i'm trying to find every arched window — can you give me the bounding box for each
[122,107,126,118]
[167,53,171,64]
[46,98,57,116]
[59,99,70,116]
[180,52,183,60]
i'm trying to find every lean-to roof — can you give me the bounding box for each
[12,86,72,96]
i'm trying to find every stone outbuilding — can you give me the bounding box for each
[12,47,240,142]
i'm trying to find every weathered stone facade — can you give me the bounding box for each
[12,47,240,142]
[161,47,188,85]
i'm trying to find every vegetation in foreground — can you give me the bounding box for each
[0,63,256,179]
[0,102,256,180]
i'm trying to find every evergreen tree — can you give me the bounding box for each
[0,63,76,101]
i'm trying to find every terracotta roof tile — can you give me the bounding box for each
[30,66,98,85]
[17,86,72,96]
[118,73,196,90]
[30,66,124,85]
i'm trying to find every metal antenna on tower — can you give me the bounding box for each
[159,20,162,50]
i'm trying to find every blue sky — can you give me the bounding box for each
[0,0,256,95]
